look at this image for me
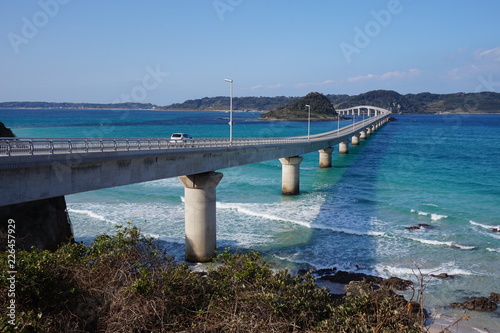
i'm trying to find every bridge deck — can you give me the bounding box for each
[0,107,390,206]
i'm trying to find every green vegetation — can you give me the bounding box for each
[165,96,300,111]
[1,225,423,332]
[335,90,500,114]
[260,92,339,120]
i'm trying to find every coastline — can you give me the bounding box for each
[315,280,498,333]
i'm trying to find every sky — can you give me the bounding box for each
[1,0,500,105]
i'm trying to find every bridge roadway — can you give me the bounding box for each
[0,106,391,261]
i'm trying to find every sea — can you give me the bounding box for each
[1,108,499,332]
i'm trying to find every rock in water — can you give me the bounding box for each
[451,297,498,312]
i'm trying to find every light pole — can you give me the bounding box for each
[305,104,311,141]
[336,110,340,137]
[224,78,233,145]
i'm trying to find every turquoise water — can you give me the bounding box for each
[1,109,499,331]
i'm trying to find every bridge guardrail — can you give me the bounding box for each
[0,107,390,157]
[0,137,308,156]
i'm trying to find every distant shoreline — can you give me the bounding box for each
[1,107,498,115]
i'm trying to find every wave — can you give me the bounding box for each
[311,223,388,238]
[430,213,448,221]
[407,237,476,250]
[375,262,475,279]
[410,209,448,221]
[470,220,500,230]
[68,208,116,224]
[486,248,500,253]
[217,202,313,227]
[470,221,500,239]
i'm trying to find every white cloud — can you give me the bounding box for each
[347,74,376,83]
[267,83,284,89]
[447,46,500,81]
[294,80,336,88]
[475,47,500,60]
[346,69,419,82]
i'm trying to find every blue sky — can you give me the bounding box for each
[1,0,500,105]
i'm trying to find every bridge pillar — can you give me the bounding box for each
[279,156,303,195]
[352,134,360,145]
[366,127,372,135]
[318,147,333,168]
[179,171,223,262]
[339,141,349,154]
[359,130,367,140]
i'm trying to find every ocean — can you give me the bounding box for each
[1,109,499,332]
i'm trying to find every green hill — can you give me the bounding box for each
[164,96,299,111]
[260,92,338,120]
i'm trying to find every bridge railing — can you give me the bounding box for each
[0,136,307,156]
[0,107,390,157]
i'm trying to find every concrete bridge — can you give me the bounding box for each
[0,106,391,261]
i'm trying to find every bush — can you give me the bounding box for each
[0,224,423,332]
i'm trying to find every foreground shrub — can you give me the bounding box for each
[0,224,423,332]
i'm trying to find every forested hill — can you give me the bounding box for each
[335,90,500,114]
[163,90,500,114]
[260,92,339,120]
[164,96,300,111]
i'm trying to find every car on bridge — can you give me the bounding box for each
[169,133,194,145]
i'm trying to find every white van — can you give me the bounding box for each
[169,133,194,144]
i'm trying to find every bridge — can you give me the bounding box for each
[0,105,391,261]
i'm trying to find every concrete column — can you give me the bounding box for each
[368,109,371,117]
[339,141,349,154]
[318,147,334,168]
[359,130,367,139]
[352,134,360,145]
[366,127,372,135]
[179,171,223,262]
[279,156,303,195]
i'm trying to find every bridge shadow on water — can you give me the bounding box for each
[259,127,395,275]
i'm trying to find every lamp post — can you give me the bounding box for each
[336,110,340,137]
[305,104,311,141]
[224,78,233,145]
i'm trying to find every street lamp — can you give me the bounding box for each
[305,104,311,141]
[224,78,233,145]
[336,110,340,137]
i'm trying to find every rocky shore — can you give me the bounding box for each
[301,267,500,332]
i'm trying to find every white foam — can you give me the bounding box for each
[375,262,475,279]
[486,248,500,253]
[217,199,322,228]
[68,208,116,224]
[407,237,476,250]
[470,220,500,230]
[410,209,448,221]
[423,203,439,207]
[430,213,448,221]
[470,221,500,239]
[220,202,310,227]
